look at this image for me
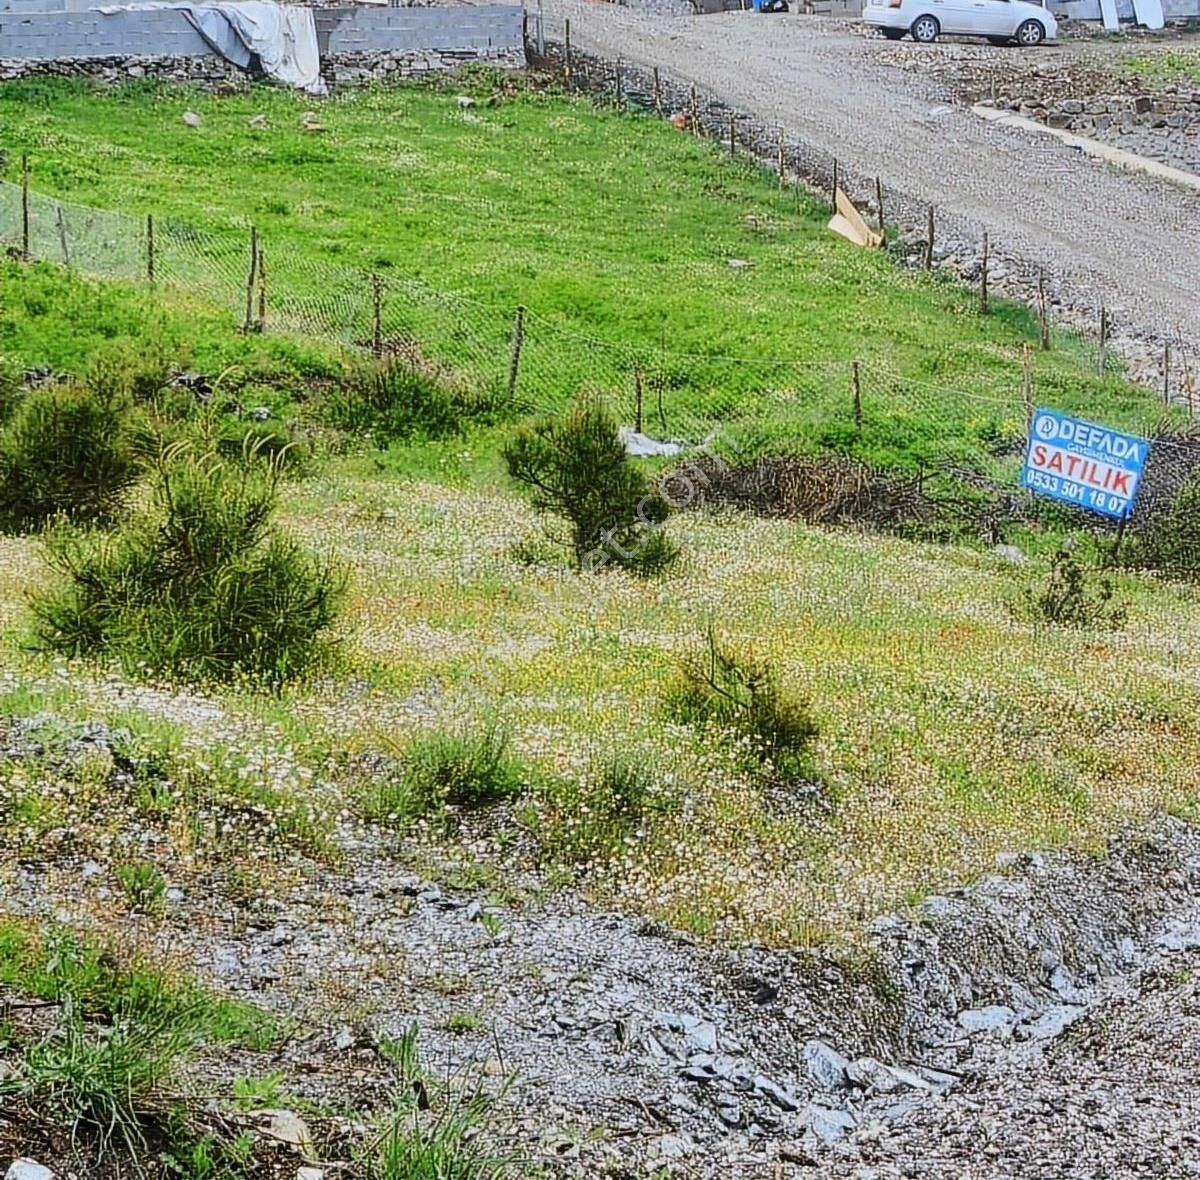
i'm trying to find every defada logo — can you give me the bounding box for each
[1034,413,1058,441]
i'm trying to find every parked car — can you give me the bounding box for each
[862,0,1058,44]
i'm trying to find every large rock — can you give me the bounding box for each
[802,1038,851,1090]
[6,1162,56,1180]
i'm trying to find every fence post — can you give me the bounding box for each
[564,19,572,85]
[875,176,885,239]
[1021,344,1034,440]
[777,128,785,189]
[830,158,838,212]
[653,67,663,118]
[1163,342,1171,406]
[507,304,525,404]
[536,0,545,57]
[146,213,155,284]
[924,205,934,271]
[634,367,644,434]
[615,59,623,111]
[56,204,70,268]
[244,226,258,333]
[979,232,989,315]
[256,246,267,332]
[1097,304,1108,376]
[728,112,736,158]
[690,84,700,137]
[1038,268,1050,351]
[371,273,383,357]
[852,360,863,431]
[21,154,30,261]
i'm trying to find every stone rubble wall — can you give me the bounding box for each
[0,2,524,79]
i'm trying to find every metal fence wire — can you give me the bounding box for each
[2,179,1197,469]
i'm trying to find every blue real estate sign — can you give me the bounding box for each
[1022,409,1149,521]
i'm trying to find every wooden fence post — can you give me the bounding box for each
[653,67,663,119]
[979,232,990,315]
[924,205,934,271]
[777,128,785,189]
[146,213,155,284]
[615,59,623,111]
[830,158,838,212]
[56,204,70,268]
[1097,304,1108,376]
[371,273,383,357]
[634,367,644,433]
[256,246,267,332]
[244,226,258,333]
[1038,269,1050,351]
[852,360,863,430]
[564,19,572,85]
[690,84,700,136]
[875,176,885,238]
[21,154,30,261]
[507,304,525,403]
[728,112,736,158]
[1163,342,1172,406]
[1021,344,1034,440]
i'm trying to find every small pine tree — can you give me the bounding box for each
[0,383,139,534]
[503,395,677,575]
[31,443,345,684]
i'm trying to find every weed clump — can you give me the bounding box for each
[1013,542,1127,629]
[365,726,525,825]
[30,444,345,684]
[503,394,677,574]
[664,625,820,785]
[325,359,497,447]
[0,382,139,533]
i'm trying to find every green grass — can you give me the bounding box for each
[0,74,1169,471]
[1122,51,1200,84]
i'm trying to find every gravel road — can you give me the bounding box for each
[538,6,1200,347]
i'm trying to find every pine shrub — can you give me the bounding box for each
[503,395,677,574]
[30,444,345,684]
[0,382,139,533]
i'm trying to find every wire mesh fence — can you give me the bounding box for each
[3,177,1197,484]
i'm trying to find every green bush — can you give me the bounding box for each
[30,444,345,684]
[503,394,678,575]
[1129,478,1200,582]
[83,337,174,404]
[664,625,820,784]
[325,360,477,447]
[0,382,140,533]
[1012,542,1127,629]
[365,726,525,824]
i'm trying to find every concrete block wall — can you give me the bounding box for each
[317,5,523,53]
[0,4,524,63]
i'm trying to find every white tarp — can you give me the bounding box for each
[97,1,326,94]
[182,2,325,94]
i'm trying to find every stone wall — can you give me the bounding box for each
[0,3,524,76]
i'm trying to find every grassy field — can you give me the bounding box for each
[3,465,1198,946]
[0,74,1167,469]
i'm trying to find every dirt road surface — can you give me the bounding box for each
[537,6,1200,347]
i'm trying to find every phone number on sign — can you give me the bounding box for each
[1023,469,1129,516]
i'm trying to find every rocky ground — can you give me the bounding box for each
[4,716,1200,1178]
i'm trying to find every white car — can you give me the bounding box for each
[863,0,1058,45]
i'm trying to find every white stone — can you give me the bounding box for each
[6,1161,56,1180]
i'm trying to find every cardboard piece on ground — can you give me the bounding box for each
[827,188,883,250]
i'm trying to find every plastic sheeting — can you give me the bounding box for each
[181,2,325,94]
[95,2,326,94]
